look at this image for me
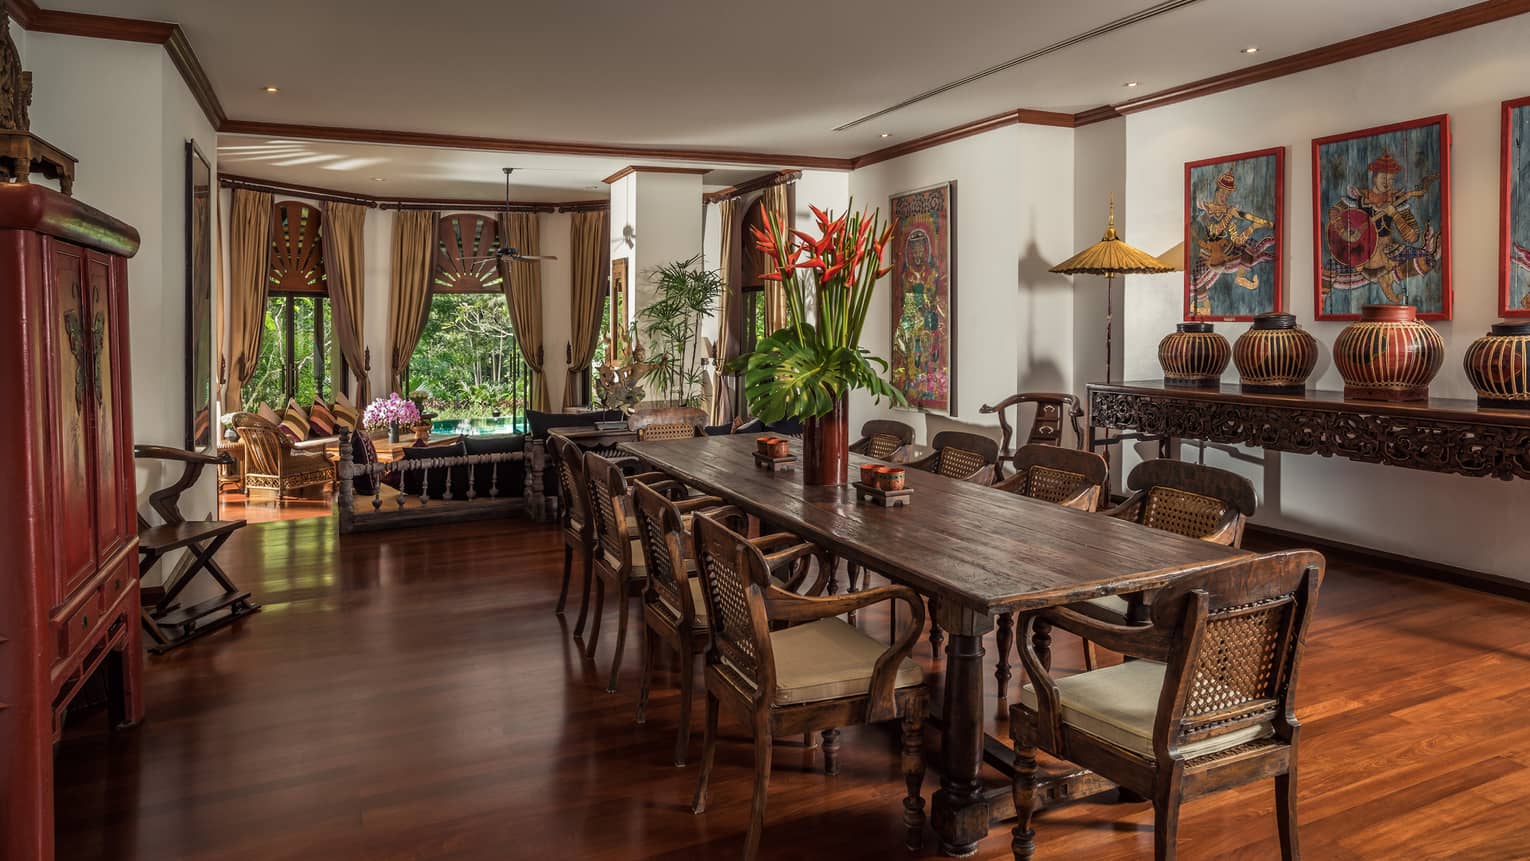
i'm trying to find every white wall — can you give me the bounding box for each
[27,34,219,526]
[1122,15,1530,579]
[847,124,1076,442]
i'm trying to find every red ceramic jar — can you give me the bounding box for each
[1332,304,1444,402]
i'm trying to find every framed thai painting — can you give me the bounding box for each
[1500,96,1530,317]
[184,140,214,451]
[1312,114,1451,321]
[889,181,956,414]
[1184,148,1284,321]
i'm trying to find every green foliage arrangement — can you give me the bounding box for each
[743,202,905,422]
[637,255,722,407]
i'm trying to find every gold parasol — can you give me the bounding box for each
[1051,196,1176,386]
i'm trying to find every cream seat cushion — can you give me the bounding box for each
[1082,594,1131,618]
[1018,660,1272,760]
[770,618,924,707]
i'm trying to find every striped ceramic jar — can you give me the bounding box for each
[1463,320,1530,409]
[1233,312,1320,395]
[1332,304,1444,402]
[1159,322,1231,388]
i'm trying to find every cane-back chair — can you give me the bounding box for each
[906,430,1000,485]
[630,406,709,442]
[632,484,827,766]
[849,419,916,461]
[979,392,1085,477]
[555,436,595,632]
[688,511,930,861]
[1010,549,1324,861]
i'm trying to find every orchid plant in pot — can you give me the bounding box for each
[745,202,905,484]
[363,392,423,444]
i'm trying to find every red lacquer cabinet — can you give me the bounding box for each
[0,184,142,861]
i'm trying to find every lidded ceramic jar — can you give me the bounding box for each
[1463,320,1530,409]
[1158,322,1231,388]
[1332,304,1444,402]
[1233,312,1320,395]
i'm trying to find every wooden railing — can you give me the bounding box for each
[335,430,527,533]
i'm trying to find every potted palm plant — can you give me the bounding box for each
[745,202,905,484]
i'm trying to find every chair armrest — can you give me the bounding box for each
[964,464,996,486]
[293,435,336,452]
[1202,509,1245,547]
[903,451,939,472]
[848,437,871,455]
[1057,484,1100,512]
[764,583,926,723]
[1100,490,1147,521]
[751,535,816,572]
[992,472,1027,494]
[134,444,222,466]
[1037,604,1174,663]
[673,494,726,513]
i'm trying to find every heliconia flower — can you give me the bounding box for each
[878,224,893,247]
[823,262,846,281]
[760,271,785,282]
[876,265,892,279]
[800,257,828,271]
[810,204,832,231]
[790,229,819,248]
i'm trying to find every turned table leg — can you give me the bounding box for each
[931,605,994,857]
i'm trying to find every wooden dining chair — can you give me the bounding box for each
[1010,549,1325,861]
[689,510,930,861]
[988,444,1110,691]
[632,484,826,766]
[1076,458,1258,669]
[554,436,595,631]
[905,430,1001,485]
[849,419,916,461]
[583,451,677,692]
[979,392,1085,477]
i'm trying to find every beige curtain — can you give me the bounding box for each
[322,200,370,403]
[498,211,548,410]
[760,182,791,333]
[224,188,273,410]
[565,209,610,408]
[387,210,439,395]
[712,197,739,423]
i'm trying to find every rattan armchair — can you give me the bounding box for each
[849,419,916,461]
[905,430,1000,485]
[554,437,595,632]
[688,510,930,861]
[229,412,334,504]
[1010,549,1324,861]
[1076,458,1258,669]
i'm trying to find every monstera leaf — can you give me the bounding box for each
[744,324,903,422]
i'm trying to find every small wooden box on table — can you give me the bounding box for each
[0,184,142,861]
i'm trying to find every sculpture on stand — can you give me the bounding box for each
[0,8,75,195]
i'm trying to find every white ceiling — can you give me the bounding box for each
[55,0,1486,196]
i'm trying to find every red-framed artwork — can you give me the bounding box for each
[1183,147,1285,321]
[1312,114,1452,321]
[1500,96,1530,318]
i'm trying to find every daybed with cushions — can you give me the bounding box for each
[336,431,528,533]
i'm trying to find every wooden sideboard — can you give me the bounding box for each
[1087,381,1530,481]
[0,184,142,861]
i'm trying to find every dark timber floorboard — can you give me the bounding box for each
[52,517,1530,859]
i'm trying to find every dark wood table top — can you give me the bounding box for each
[622,434,1241,616]
[1092,380,1530,426]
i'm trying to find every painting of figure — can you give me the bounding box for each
[1313,115,1451,320]
[1184,148,1284,320]
[890,182,956,414]
[1501,97,1530,317]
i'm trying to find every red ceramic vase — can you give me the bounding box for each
[1332,305,1445,402]
[801,395,849,485]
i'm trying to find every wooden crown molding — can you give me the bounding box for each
[702,169,801,204]
[12,0,1530,177]
[601,164,712,185]
[218,172,608,214]
[6,0,226,128]
[1095,0,1530,121]
[850,108,1073,170]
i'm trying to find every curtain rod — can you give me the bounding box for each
[219,174,611,214]
[219,174,378,207]
[702,169,802,205]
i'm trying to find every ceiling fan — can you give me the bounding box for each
[462,167,559,263]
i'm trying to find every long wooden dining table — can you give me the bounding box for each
[621,434,1241,856]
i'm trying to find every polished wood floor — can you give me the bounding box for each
[218,489,333,523]
[54,517,1530,860]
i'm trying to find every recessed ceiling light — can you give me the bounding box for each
[262,86,280,93]
[1124,81,1139,88]
[880,132,891,138]
[1241,46,1259,54]
[371,177,386,182]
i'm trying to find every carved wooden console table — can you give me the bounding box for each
[1087,381,1530,481]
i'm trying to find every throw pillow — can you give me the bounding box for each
[332,391,359,430]
[350,431,379,496]
[256,402,283,428]
[401,437,469,500]
[279,398,310,443]
[308,400,336,438]
[463,433,526,499]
